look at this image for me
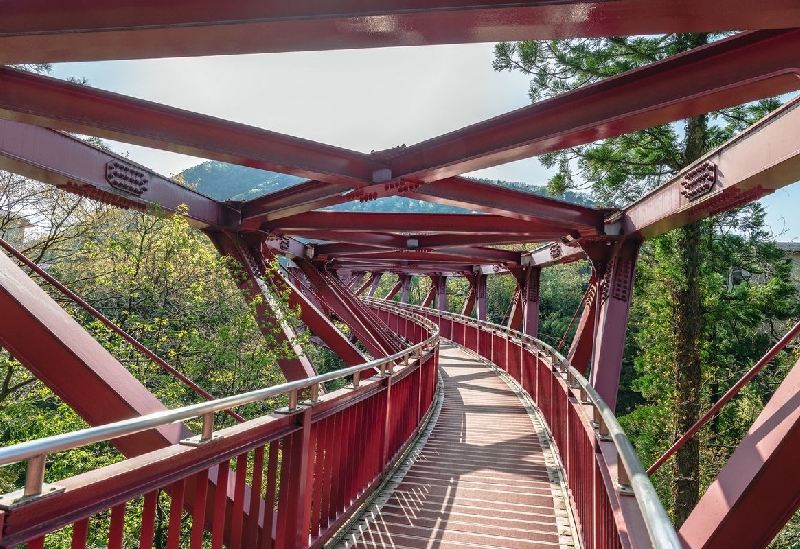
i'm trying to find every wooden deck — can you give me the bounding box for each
[337,341,575,549]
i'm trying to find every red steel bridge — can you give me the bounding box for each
[2,2,800,548]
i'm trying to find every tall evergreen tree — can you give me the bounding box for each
[494,34,783,525]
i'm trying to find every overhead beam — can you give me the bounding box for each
[264,211,565,234]
[0,67,383,186]
[0,119,238,228]
[387,29,800,182]
[240,180,352,227]
[320,248,520,265]
[615,94,800,239]
[410,177,604,231]
[1,1,799,63]
[295,230,567,249]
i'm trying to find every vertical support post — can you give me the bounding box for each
[585,238,641,411]
[283,408,313,549]
[367,272,383,297]
[400,274,412,304]
[435,274,448,312]
[511,267,541,336]
[568,274,598,375]
[522,267,541,337]
[475,273,488,322]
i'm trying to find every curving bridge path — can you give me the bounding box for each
[338,341,576,549]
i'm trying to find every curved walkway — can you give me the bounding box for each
[337,341,577,549]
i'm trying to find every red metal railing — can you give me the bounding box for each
[0,307,439,549]
[373,301,679,549]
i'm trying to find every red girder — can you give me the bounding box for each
[409,177,605,231]
[205,230,318,382]
[2,1,800,63]
[260,250,368,367]
[298,230,570,250]
[0,67,382,186]
[0,248,188,456]
[240,181,351,227]
[0,120,237,228]
[615,94,800,239]
[264,211,562,234]
[680,353,800,548]
[385,29,800,181]
[318,247,520,265]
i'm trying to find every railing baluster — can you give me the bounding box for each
[262,442,279,549]
[71,518,89,549]
[166,479,186,549]
[211,461,230,549]
[108,502,126,549]
[139,490,159,549]
[190,469,210,549]
[230,453,249,549]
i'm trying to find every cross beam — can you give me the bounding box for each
[1,1,799,63]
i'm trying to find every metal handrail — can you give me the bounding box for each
[0,307,439,499]
[370,299,680,549]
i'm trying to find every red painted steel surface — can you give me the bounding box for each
[2,1,800,64]
[0,119,238,228]
[0,67,382,187]
[386,30,800,182]
[0,307,438,549]
[0,243,188,457]
[587,239,641,412]
[679,351,800,548]
[206,230,318,381]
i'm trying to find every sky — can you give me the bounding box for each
[51,43,800,241]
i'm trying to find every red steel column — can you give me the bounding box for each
[434,274,448,312]
[475,273,488,322]
[510,267,541,336]
[261,250,367,367]
[586,239,641,411]
[367,272,383,297]
[567,275,598,375]
[384,277,403,301]
[400,275,412,304]
[680,352,800,548]
[205,230,317,381]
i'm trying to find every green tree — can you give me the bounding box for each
[494,34,786,525]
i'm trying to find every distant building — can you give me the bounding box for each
[777,242,800,284]
[0,209,32,248]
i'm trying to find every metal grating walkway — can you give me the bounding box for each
[338,341,576,549]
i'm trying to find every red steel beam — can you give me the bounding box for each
[409,177,605,231]
[614,94,800,239]
[297,230,568,250]
[0,120,238,228]
[0,248,188,456]
[387,29,800,182]
[260,250,367,367]
[264,211,562,234]
[0,67,383,187]
[240,180,352,227]
[205,230,317,382]
[320,246,521,264]
[679,352,800,548]
[1,1,800,63]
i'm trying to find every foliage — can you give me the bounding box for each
[494,32,796,532]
